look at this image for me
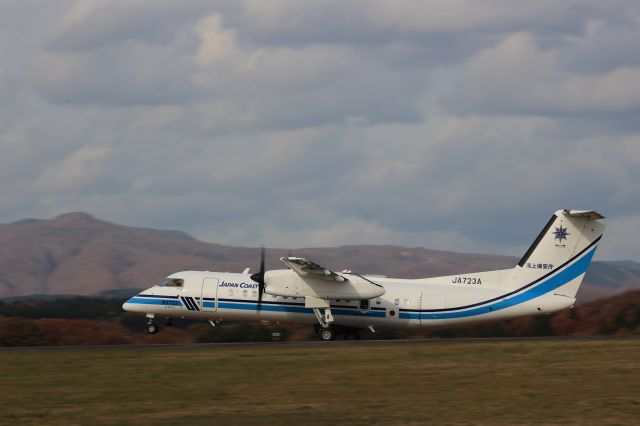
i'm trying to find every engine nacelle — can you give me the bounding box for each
[264,269,385,300]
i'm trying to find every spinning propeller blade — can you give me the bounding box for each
[249,246,266,308]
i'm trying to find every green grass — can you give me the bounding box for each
[1,339,639,425]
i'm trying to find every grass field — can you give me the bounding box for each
[1,338,639,425]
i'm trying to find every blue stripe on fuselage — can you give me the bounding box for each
[401,246,597,320]
[125,297,383,317]
[126,297,182,306]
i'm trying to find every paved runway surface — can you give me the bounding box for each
[1,334,638,352]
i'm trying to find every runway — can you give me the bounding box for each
[1,334,638,352]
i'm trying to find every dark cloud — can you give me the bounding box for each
[43,1,223,52]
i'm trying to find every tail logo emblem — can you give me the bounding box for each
[552,224,570,242]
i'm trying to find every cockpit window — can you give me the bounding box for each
[158,278,184,287]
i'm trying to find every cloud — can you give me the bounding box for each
[598,213,640,260]
[28,43,197,106]
[363,0,570,33]
[194,14,237,66]
[46,0,217,52]
[442,32,640,115]
[38,145,120,193]
[237,0,593,44]
[0,0,639,262]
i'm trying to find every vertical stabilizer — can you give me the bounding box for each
[507,210,605,298]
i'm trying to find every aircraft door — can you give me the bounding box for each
[420,293,445,327]
[359,299,370,312]
[393,289,423,326]
[201,278,219,312]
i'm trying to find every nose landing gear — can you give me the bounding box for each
[146,314,159,334]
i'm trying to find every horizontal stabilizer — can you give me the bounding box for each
[562,210,605,220]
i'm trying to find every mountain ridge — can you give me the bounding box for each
[0,212,637,302]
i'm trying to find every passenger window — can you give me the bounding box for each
[404,299,410,306]
[394,298,400,305]
[242,289,248,297]
[375,298,381,305]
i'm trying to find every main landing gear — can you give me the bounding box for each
[311,305,337,341]
[319,325,335,341]
[314,324,361,341]
[310,303,362,341]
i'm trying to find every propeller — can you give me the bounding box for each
[250,246,266,307]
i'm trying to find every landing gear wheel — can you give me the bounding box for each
[146,323,159,334]
[319,326,335,341]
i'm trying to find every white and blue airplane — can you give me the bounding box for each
[123,210,605,341]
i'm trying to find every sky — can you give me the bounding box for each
[1,0,639,261]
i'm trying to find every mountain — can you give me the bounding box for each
[0,212,638,303]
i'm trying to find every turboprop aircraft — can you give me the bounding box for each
[123,209,605,341]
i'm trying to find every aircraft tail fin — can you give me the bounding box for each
[507,210,606,298]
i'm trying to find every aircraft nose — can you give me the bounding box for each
[122,297,135,312]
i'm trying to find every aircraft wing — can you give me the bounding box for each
[280,257,348,282]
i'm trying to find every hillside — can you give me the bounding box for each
[428,289,640,338]
[0,212,638,302]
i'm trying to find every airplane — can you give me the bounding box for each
[122,209,605,341]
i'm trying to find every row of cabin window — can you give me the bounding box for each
[220,289,412,306]
[224,289,355,302]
